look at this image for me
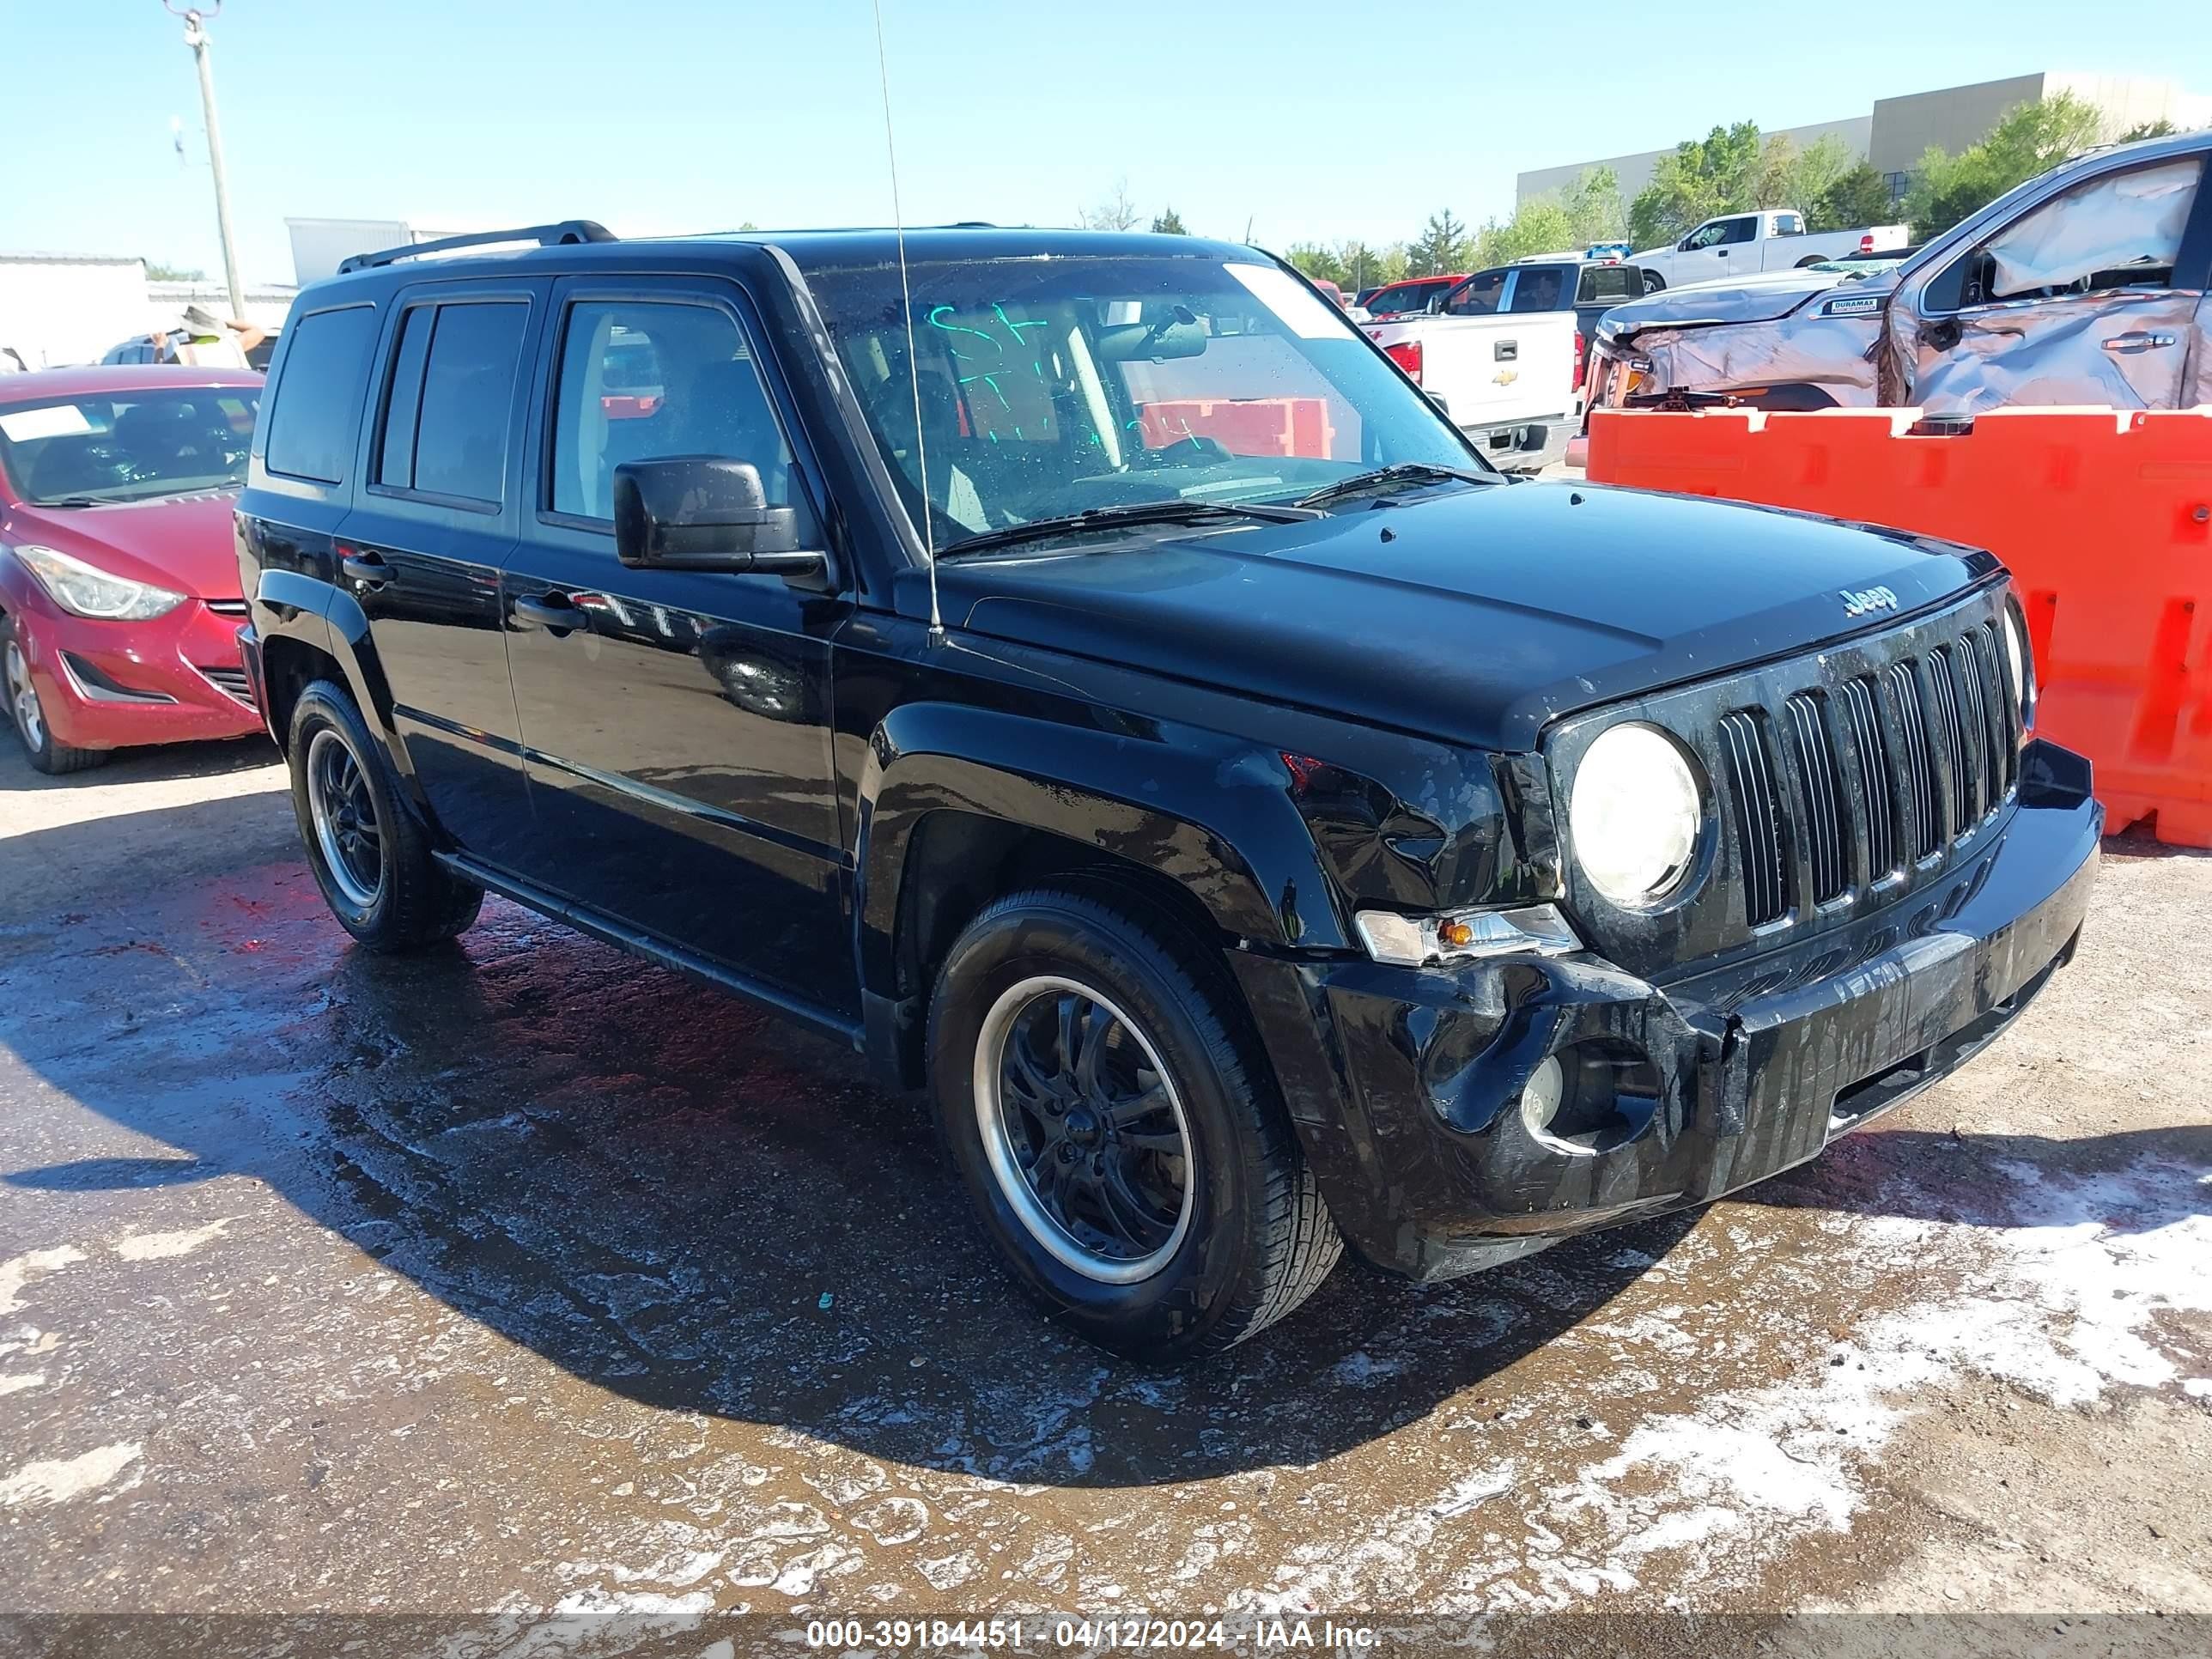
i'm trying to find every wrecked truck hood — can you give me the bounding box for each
[938,482,1996,752]
[1598,267,1899,343]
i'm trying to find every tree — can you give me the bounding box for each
[1628,121,1764,246]
[1902,91,2109,240]
[1284,243,1346,286]
[1810,161,1899,233]
[143,260,205,281]
[1406,210,1470,276]
[1465,167,1629,268]
[1149,206,1188,234]
[2118,118,2178,143]
[1773,135,1858,215]
[1332,239,1403,293]
[1559,167,1626,244]
[1078,177,1140,232]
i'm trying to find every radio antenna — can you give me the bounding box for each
[871,0,941,635]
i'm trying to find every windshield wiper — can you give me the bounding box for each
[36,496,112,508]
[1293,462,1499,509]
[939,499,1320,558]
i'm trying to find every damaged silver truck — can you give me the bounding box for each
[1586,131,2212,416]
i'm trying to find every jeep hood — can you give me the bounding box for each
[1598,267,1899,343]
[937,482,1996,751]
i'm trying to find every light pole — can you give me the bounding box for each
[165,1,245,321]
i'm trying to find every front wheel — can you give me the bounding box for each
[3,619,107,775]
[928,886,1341,1359]
[287,679,482,951]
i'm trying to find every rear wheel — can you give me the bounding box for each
[928,885,1340,1359]
[2,619,107,775]
[287,679,481,950]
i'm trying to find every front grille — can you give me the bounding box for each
[1718,604,2020,928]
[204,599,250,617]
[1551,587,2027,982]
[198,665,252,703]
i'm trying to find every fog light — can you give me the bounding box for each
[1517,1042,1664,1157]
[1518,1055,1565,1141]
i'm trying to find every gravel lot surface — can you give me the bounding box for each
[2,734,2207,1657]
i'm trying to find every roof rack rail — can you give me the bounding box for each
[337,220,617,275]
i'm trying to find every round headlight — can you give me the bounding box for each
[1570,722,1702,906]
[2002,606,2033,724]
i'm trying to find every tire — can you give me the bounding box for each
[927,884,1341,1360]
[286,679,482,951]
[2,618,108,775]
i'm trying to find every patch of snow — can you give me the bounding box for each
[0,1442,143,1507]
[0,1247,85,1315]
[112,1218,235,1261]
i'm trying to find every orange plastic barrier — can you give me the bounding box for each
[1588,406,2212,848]
[1139,397,1336,459]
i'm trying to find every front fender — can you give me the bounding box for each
[854,701,1350,995]
[253,569,434,820]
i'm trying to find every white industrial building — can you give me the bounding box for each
[1518,71,2212,206]
[0,252,295,371]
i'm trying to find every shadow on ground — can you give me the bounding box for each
[0,733,276,793]
[2,790,2199,1492]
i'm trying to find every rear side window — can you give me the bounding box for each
[1577,265,1641,304]
[264,305,377,484]
[1443,270,1508,315]
[1504,266,1568,312]
[375,301,528,504]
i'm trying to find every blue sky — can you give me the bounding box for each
[6,0,2211,285]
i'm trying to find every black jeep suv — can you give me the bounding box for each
[234,221,2100,1359]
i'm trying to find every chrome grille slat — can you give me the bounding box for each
[1887,659,1940,860]
[1926,647,1966,839]
[1784,693,1849,904]
[1839,676,1897,881]
[1970,623,2014,800]
[1721,711,1788,927]
[1948,644,1990,825]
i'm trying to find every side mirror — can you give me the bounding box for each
[612,456,820,576]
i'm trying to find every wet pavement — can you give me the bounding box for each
[2,738,2209,1653]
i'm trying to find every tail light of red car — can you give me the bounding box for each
[1382,338,1423,384]
[1572,332,1587,392]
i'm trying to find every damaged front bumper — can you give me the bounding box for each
[1232,740,2102,1280]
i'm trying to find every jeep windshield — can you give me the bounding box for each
[802,253,1488,548]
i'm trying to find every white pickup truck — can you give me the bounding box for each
[1632,208,1908,290]
[1360,301,1579,472]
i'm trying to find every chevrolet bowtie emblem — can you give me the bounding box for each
[1493,368,1518,386]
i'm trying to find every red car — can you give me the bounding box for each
[0,366,265,773]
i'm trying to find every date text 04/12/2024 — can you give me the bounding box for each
[803,1618,1380,1650]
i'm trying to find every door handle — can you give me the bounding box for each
[512,592,581,634]
[2103,331,2179,354]
[1494,339,1518,362]
[338,549,390,588]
